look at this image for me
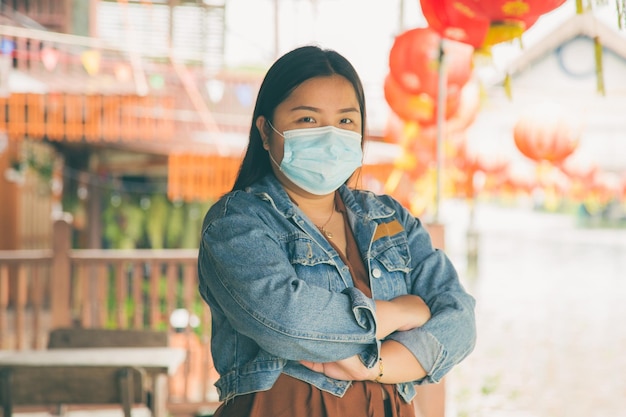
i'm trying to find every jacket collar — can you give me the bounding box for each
[246,174,395,221]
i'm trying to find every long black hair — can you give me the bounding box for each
[230,45,368,192]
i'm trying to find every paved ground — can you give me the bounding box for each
[441,200,626,417]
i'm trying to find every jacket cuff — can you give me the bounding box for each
[387,327,447,384]
[342,287,377,332]
[342,287,380,368]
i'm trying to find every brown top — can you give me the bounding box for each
[212,194,415,417]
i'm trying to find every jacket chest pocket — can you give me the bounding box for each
[286,238,345,292]
[369,234,411,295]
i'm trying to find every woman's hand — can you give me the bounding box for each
[375,294,431,339]
[300,355,376,381]
[300,340,428,383]
[300,296,431,382]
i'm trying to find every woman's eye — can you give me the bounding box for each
[340,118,353,124]
[300,116,316,123]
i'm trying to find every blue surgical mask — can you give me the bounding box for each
[267,122,363,195]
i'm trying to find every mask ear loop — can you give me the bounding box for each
[265,119,284,138]
[259,118,273,149]
[263,119,283,170]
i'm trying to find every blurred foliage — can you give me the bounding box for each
[97,191,212,250]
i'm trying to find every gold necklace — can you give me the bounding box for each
[316,204,336,239]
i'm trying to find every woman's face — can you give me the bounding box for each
[255,74,362,195]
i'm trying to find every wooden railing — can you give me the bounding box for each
[0,216,220,409]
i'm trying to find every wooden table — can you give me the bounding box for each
[0,347,186,417]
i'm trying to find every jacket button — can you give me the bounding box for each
[372,268,382,278]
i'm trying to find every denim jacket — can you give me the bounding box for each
[198,174,476,403]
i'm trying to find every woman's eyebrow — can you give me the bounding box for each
[289,105,360,114]
[290,105,321,112]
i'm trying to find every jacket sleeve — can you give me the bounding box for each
[382,196,477,384]
[198,193,379,363]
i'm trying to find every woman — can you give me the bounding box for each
[198,45,476,417]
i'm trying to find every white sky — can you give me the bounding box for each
[223,0,425,84]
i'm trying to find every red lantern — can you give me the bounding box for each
[383,74,461,125]
[419,0,490,47]
[513,103,580,164]
[388,27,474,97]
[472,0,565,22]
[420,0,567,48]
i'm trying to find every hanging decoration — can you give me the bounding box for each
[0,39,14,55]
[384,74,453,124]
[593,35,605,95]
[384,27,473,126]
[618,0,626,29]
[149,74,165,90]
[205,79,225,103]
[419,0,567,101]
[419,1,490,49]
[388,27,474,99]
[382,69,482,215]
[80,49,101,76]
[419,0,567,51]
[383,26,477,217]
[235,84,254,107]
[383,0,624,216]
[513,102,580,164]
[40,47,59,72]
[114,63,132,82]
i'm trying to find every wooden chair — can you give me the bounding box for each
[0,365,145,417]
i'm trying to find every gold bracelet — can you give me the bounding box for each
[375,358,384,383]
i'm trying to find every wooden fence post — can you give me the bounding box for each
[50,214,73,328]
